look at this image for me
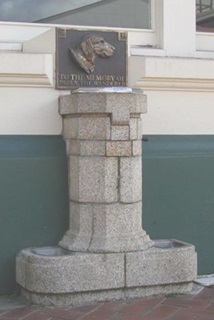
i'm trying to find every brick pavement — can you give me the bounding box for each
[0,286,214,320]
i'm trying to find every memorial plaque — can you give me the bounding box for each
[56,28,127,89]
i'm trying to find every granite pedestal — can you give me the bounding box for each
[16,91,197,305]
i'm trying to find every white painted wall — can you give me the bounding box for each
[0,87,63,134]
[130,56,214,134]
[161,0,196,56]
[0,0,214,135]
[142,90,214,134]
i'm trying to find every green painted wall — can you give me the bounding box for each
[143,135,214,275]
[0,136,69,295]
[1,134,214,295]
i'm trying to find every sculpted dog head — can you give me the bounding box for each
[70,34,115,74]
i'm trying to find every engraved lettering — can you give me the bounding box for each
[56,29,127,89]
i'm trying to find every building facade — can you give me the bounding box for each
[1,0,214,294]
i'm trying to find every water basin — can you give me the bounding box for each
[31,246,74,256]
[154,239,187,249]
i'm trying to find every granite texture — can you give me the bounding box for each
[21,287,125,306]
[59,202,93,251]
[17,242,196,306]
[21,282,193,306]
[59,92,147,118]
[130,118,140,140]
[86,202,152,252]
[111,125,129,141]
[68,140,106,156]
[69,156,118,203]
[132,140,142,156]
[126,245,197,287]
[60,202,152,252]
[17,250,124,294]
[106,141,132,157]
[63,116,111,140]
[120,156,142,203]
[16,92,197,306]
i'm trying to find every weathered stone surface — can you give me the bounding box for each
[124,283,193,300]
[17,250,124,294]
[16,92,197,307]
[68,140,106,156]
[63,118,78,139]
[59,92,147,128]
[17,240,196,306]
[111,125,129,141]
[60,202,152,253]
[87,202,152,252]
[106,141,132,157]
[69,156,118,203]
[59,202,93,251]
[126,245,197,287]
[63,116,111,140]
[21,282,193,306]
[132,140,142,156]
[16,256,26,288]
[137,119,143,139]
[59,92,147,118]
[107,93,147,125]
[21,287,125,306]
[120,157,142,203]
[130,118,138,140]
[59,93,108,115]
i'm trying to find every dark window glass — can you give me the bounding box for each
[0,0,151,29]
[196,0,214,32]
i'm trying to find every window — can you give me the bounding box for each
[0,0,152,30]
[196,0,214,31]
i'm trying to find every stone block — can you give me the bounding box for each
[126,244,197,288]
[78,116,111,140]
[68,140,79,155]
[16,256,26,288]
[59,202,93,251]
[129,118,143,140]
[132,141,142,156]
[106,141,132,157]
[69,156,118,203]
[16,250,125,294]
[111,125,129,141]
[59,92,147,125]
[63,117,78,139]
[85,202,153,252]
[124,283,193,300]
[21,288,125,306]
[129,118,138,140]
[20,282,193,306]
[109,106,130,125]
[137,119,143,139]
[106,93,147,125]
[17,242,195,306]
[120,157,142,203]
[59,93,108,115]
[16,92,198,307]
[63,116,111,140]
[68,140,106,156]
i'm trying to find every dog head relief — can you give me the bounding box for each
[70,34,115,74]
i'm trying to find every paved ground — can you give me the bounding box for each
[0,285,214,320]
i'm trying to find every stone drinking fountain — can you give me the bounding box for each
[16,90,197,305]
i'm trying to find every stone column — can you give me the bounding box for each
[16,90,197,306]
[59,91,153,253]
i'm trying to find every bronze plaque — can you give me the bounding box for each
[56,28,127,89]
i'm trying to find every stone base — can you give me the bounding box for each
[59,202,153,253]
[16,240,197,306]
[21,283,193,306]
